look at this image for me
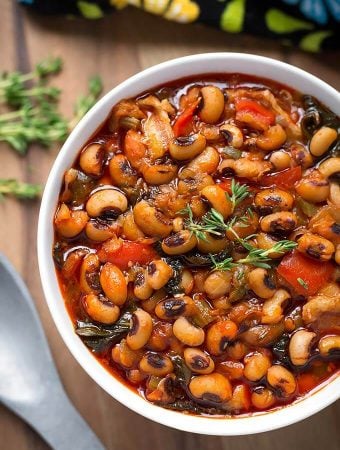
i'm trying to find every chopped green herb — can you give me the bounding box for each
[297,277,309,290]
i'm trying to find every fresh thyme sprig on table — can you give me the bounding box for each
[0,57,62,106]
[0,57,103,154]
[0,179,42,200]
[0,57,103,200]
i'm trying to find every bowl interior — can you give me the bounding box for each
[38,53,340,436]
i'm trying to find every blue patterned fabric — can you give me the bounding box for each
[18,0,340,51]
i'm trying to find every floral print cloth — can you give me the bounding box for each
[19,0,340,51]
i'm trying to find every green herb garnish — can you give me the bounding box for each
[227,179,250,212]
[297,277,309,290]
[211,240,297,271]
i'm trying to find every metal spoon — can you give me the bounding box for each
[0,252,105,450]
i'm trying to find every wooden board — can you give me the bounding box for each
[0,1,339,449]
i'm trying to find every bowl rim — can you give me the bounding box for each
[37,52,340,436]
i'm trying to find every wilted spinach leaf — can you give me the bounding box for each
[164,258,183,295]
[75,303,136,353]
[169,353,191,387]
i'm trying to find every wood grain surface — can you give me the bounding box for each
[0,1,339,449]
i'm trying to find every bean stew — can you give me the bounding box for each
[53,74,340,416]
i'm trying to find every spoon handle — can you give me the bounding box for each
[0,253,105,450]
[11,385,105,450]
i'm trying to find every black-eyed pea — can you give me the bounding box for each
[199,86,225,124]
[146,375,176,403]
[122,210,145,241]
[179,269,194,295]
[226,341,248,360]
[126,369,145,385]
[79,143,105,177]
[184,348,215,374]
[86,189,128,218]
[218,159,236,177]
[257,125,286,152]
[61,248,88,280]
[200,185,232,219]
[289,329,316,366]
[262,289,291,324]
[173,317,205,346]
[247,268,276,299]
[336,245,340,265]
[318,335,340,356]
[197,233,229,254]
[251,387,276,410]
[256,233,284,259]
[146,260,173,290]
[220,123,243,148]
[169,134,206,160]
[216,360,244,380]
[211,296,231,310]
[155,296,197,321]
[233,159,272,179]
[79,253,101,294]
[85,219,119,242]
[189,373,232,403]
[100,262,127,305]
[267,365,296,396]
[329,182,340,208]
[200,124,220,142]
[109,154,138,187]
[203,270,232,299]
[139,352,174,376]
[310,127,338,157]
[224,384,250,412]
[290,143,313,169]
[127,309,153,350]
[206,320,238,355]
[133,201,172,238]
[243,352,271,381]
[82,294,120,324]
[260,211,297,234]
[297,232,335,261]
[141,289,167,314]
[173,217,184,232]
[134,270,154,300]
[112,339,143,369]
[295,170,330,203]
[142,163,178,185]
[255,188,294,212]
[269,151,291,171]
[54,203,89,238]
[318,157,340,179]
[161,230,197,255]
[187,146,220,174]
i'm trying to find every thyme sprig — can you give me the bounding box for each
[0,179,42,200]
[0,59,102,154]
[227,179,250,212]
[181,205,250,243]
[181,205,223,241]
[211,240,297,271]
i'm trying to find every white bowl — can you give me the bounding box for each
[38,53,340,435]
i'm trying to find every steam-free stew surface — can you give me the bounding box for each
[53,74,340,416]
